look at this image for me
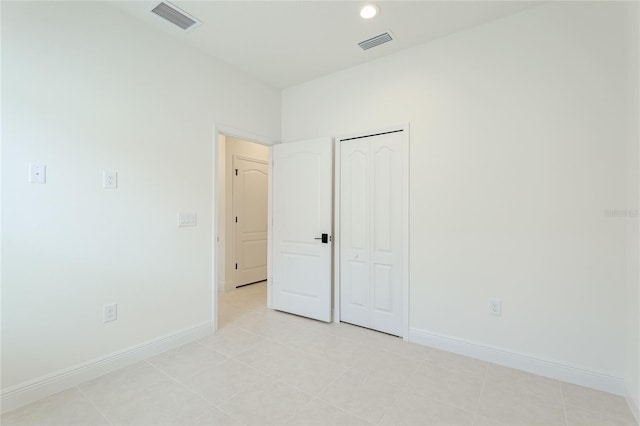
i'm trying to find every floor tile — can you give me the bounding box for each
[181,358,269,406]
[79,361,173,408]
[147,342,228,382]
[96,378,211,425]
[198,327,265,357]
[271,349,349,394]
[565,405,638,426]
[234,340,297,376]
[318,368,401,424]
[404,363,484,412]
[192,406,243,425]
[217,377,312,425]
[238,313,304,342]
[0,388,108,426]
[79,361,211,425]
[282,329,371,368]
[378,389,475,426]
[384,338,434,362]
[562,383,637,424]
[485,363,562,404]
[477,378,567,425]
[472,414,509,426]
[281,398,371,425]
[351,347,423,388]
[425,348,488,378]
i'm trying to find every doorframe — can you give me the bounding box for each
[212,124,275,331]
[333,124,410,340]
[231,155,269,289]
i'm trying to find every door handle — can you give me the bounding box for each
[314,233,329,244]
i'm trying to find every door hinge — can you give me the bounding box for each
[235,263,238,270]
[235,169,238,176]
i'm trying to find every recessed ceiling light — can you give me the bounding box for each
[360,4,379,19]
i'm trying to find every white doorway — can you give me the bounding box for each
[335,126,409,338]
[214,128,273,330]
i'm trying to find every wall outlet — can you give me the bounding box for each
[489,299,502,316]
[29,163,46,184]
[103,303,117,323]
[103,171,117,189]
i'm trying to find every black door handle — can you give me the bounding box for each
[314,233,329,243]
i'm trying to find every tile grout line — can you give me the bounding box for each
[75,385,113,426]
[559,381,569,426]
[143,356,251,425]
[471,363,489,426]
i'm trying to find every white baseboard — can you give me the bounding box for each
[1,321,213,414]
[408,327,626,396]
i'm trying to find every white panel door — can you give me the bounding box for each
[234,157,268,286]
[340,131,404,336]
[272,138,333,322]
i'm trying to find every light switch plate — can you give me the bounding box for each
[29,163,46,184]
[489,299,502,316]
[178,212,197,227]
[103,171,117,189]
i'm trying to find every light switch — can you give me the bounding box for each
[178,212,197,227]
[29,163,46,184]
[103,171,117,189]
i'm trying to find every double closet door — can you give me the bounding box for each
[340,130,405,337]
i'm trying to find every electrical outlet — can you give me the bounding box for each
[103,303,117,323]
[103,171,117,189]
[29,163,46,184]
[489,299,502,316]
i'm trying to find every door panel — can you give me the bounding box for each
[349,150,368,250]
[272,138,333,322]
[234,158,268,286]
[370,133,403,335]
[340,131,404,336]
[373,264,393,312]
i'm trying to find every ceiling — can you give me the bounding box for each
[111,1,542,89]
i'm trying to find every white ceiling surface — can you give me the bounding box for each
[111,1,542,89]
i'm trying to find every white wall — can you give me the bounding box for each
[626,1,640,417]
[221,137,269,291]
[283,1,634,389]
[1,0,280,391]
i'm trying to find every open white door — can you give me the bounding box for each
[272,138,333,322]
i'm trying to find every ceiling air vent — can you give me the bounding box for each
[358,32,394,50]
[151,2,201,31]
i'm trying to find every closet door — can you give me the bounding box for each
[340,131,404,336]
[340,140,370,328]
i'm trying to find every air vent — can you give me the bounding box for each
[358,32,394,50]
[151,2,200,31]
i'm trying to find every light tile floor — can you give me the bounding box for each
[3,282,638,426]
